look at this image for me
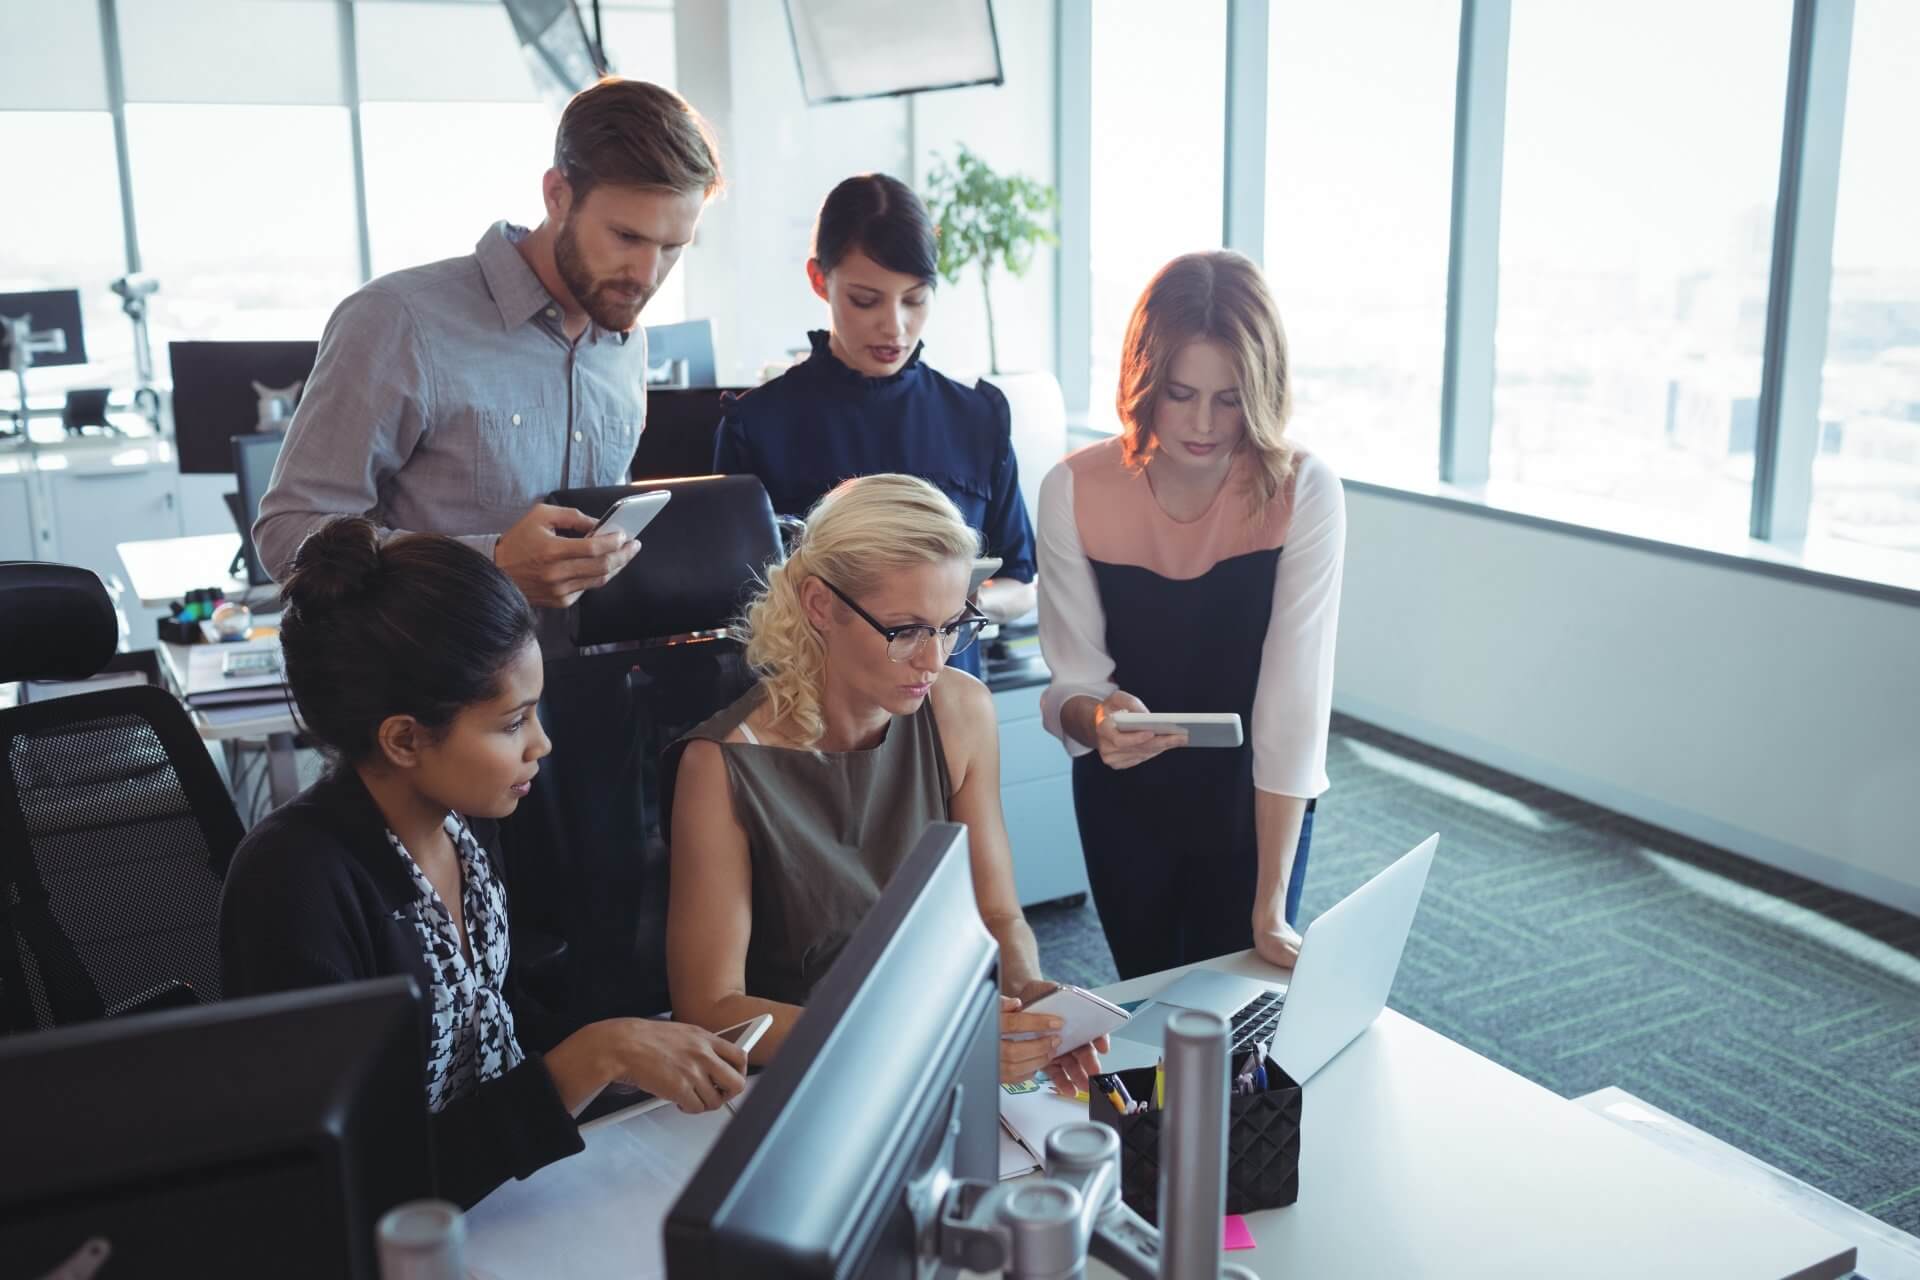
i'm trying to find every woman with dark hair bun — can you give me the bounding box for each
[217,517,747,1208]
[712,172,1038,679]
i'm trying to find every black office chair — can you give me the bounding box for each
[0,563,243,1034]
[629,386,746,482]
[60,388,113,436]
[500,476,779,1039]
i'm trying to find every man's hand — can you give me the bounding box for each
[493,503,642,608]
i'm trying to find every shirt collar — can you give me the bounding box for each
[473,220,634,346]
[801,329,927,395]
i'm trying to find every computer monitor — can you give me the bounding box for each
[0,976,433,1279]
[230,430,286,586]
[643,319,717,388]
[664,825,998,1274]
[0,289,87,368]
[632,386,743,481]
[168,340,318,474]
[664,822,1001,1278]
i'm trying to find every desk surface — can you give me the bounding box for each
[467,951,1857,1280]
[116,532,249,607]
[1086,951,1855,1280]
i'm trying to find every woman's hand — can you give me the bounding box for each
[1006,981,1111,1097]
[1092,691,1187,770]
[998,995,1064,1085]
[1252,906,1303,970]
[547,1018,749,1115]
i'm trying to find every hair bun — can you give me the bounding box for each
[282,516,382,614]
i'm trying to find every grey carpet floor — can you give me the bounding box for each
[1026,712,1920,1238]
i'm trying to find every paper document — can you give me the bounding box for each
[465,1079,756,1280]
[999,1079,1090,1175]
[999,1117,1042,1180]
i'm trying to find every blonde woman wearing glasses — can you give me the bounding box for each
[664,474,1103,1094]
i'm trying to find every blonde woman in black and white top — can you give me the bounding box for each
[218,517,747,1207]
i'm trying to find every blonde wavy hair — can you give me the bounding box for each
[1116,250,1295,516]
[740,474,981,749]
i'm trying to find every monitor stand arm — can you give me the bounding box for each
[928,1121,1256,1280]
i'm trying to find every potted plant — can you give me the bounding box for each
[922,145,1065,525]
[922,144,1058,376]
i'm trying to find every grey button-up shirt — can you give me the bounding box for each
[255,221,647,588]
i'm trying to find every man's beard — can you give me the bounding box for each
[554,219,653,332]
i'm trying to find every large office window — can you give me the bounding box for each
[356,0,684,317]
[1489,0,1793,539]
[125,104,363,344]
[1809,0,1920,556]
[0,112,135,406]
[1264,0,1458,482]
[1086,0,1227,430]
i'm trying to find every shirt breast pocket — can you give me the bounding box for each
[581,413,643,485]
[472,403,563,512]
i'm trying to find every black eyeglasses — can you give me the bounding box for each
[820,579,988,663]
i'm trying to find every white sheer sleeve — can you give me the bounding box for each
[1036,461,1117,757]
[1251,453,1346,797]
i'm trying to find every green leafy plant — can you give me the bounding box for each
[922,145,1058,374]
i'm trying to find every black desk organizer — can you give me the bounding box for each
[1088,1055,1301,1221]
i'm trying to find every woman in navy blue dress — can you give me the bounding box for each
[712,174,1036,679]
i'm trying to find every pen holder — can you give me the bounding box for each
[1088,1057,1301,1221]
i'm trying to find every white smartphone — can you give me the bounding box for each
[1108,711,1245,748]
[590,489,671,540]
[1007,984,1131,1056]
[715,1013,773,1057]
[968,556,1003,597]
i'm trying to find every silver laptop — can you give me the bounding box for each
[1100,834,1439,1084]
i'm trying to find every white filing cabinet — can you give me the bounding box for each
[0,470,36,561]
[991,680,1091,907]
[31,446,184,646]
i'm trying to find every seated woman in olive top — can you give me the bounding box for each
[666,474,1102,1094]
[218,518,747,1208]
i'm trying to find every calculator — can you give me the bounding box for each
[221,649,281,679]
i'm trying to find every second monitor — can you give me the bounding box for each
[169,339,317,474]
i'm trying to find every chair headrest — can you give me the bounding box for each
[0,562,118,684]
[547,475,781,647]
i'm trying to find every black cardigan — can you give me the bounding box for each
[217,766,585,1208]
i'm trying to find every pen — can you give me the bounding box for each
[1253,1059,1267,1092]
[1113,1075,1136,1111]
[1095,1074,1128,1115]
[1154,1056,1165,1110]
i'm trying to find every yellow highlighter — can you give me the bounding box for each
[1154,1057,1165,1110]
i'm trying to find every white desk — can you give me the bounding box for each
[1090,951,1857,1279]
[153,632,302,808]
[116,532,249,607]
[466,952,1858,1279]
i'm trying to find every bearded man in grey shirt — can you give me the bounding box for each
[255,79,720,637]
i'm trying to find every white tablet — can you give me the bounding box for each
[968,556,1002,596]
[1107,711,1244,749]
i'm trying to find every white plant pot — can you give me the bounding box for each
[986,368,1068,524]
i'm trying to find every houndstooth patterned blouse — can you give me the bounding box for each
[386,816,524,1112]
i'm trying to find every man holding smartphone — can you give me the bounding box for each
[254,79,723,646]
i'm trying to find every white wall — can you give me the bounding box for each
[909,0,1059,384]
[1333,486,1920,914]
[675,0,912,386]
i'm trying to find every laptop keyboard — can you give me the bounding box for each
[1229,990,1286,1054]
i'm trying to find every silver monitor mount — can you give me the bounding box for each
[915,1010,1255,1280]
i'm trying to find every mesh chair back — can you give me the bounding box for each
[0,685,244,1034]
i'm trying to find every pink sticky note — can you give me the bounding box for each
[1223,1214,1256,1251]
